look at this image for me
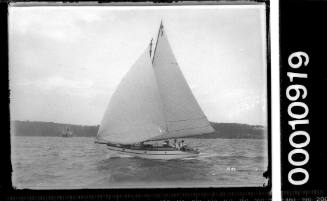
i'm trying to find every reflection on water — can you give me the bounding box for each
[12,137,268,189]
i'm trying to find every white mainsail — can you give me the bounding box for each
[97,22,214,144]
[97,46,167,144]
[149,22,214,141]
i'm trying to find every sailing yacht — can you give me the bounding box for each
[62,127,73,137]
[95,22,214,160]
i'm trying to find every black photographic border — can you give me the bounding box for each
[280,0,327,199]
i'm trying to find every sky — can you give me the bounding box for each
[9,4,267,126]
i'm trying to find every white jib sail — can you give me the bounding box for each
[97,46,167,144]
[149,23,214,141]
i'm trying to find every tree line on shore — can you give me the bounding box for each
[11,120,267,139]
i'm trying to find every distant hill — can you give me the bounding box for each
[11,121,267,139]
[11,121,99,137]
[194,122,266,139]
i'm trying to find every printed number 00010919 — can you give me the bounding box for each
[286,51,310,186]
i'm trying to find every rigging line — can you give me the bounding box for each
[149,38,153,57]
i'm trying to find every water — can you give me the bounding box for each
[11,136,268,189]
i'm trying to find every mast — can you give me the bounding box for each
[152,20,163,64]
[150,20,170,135]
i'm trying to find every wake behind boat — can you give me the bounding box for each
[95,21,214,160]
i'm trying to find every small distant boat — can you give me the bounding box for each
[62,127,73,137]
[95,21,214,160]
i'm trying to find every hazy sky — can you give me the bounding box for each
[9,5,267,126]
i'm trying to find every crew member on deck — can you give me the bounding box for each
[163,140,169,147]
[181,140,184,147]
[177,140,185,150]
[173,139,177,148]
[180,140,185,150]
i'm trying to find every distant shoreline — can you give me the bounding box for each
[11,120,267,140]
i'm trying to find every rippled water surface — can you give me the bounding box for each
[11,136,268,189]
